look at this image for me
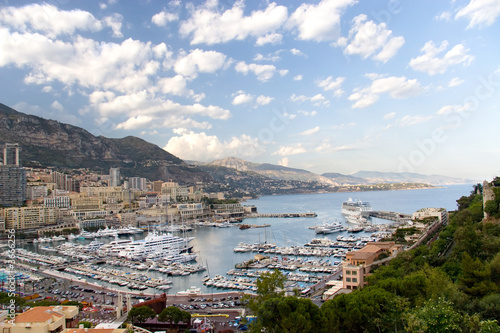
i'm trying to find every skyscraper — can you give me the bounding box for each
[0,143,26,207]
[110,167,120,187]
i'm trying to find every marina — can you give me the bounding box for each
[4,185,471,296]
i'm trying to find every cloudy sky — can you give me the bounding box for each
[1,0,499,180]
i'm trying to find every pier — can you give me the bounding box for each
[247,212,317,218]
[362,210,412,222]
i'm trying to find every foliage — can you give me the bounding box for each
[127,306,156,324]
[158,306,190,329]
[246,269,286,313]
[78,321,92,328]
[404,298,463,333]
[253,297,325,333]
[0,292,27,307]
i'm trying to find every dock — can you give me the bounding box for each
[247,212,317,218]
[362,210,412,222]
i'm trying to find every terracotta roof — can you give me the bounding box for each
[15,307,63,323]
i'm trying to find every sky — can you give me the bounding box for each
[0,0,499,180]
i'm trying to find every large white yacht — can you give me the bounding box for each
[341,198,372,217]
[118,231,194,260]
[314,221,346,234]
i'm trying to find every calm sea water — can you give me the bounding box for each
[26,184,474,295]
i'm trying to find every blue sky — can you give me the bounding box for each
[0,0,499,180]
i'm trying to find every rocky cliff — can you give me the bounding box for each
[0,103,212,184]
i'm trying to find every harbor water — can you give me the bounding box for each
[22,184,473,295]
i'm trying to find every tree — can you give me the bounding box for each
[404,298,463,333]
[246,269,286,312]
[158,306,190,330]
[253,297,325,333]
[127,306,156,324]
[485,200,499,217]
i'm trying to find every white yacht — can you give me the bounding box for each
[163,252,198,264]
[118,231,194,260]
[341,198,372,217]
[98,236,134,256]
[314,221,346,234]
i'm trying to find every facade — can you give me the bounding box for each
[2,206,59,230]
[52,172,79,192]
[129,177,147,191]
[26,185,48,200]
[412,207,448,224]
[342,242,403,290]
[116,212,137,226]
[176,203,211,220]
[109,168,120,187]
[161,181,189,202]
[0,306,79,333]
[212,203,244,218]
[0,166,26,207]
[3,143,21,166]
[44,196,71,208]
[70,194,101,211]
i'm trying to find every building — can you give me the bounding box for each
[152,181,163,193]
[109,168,120,187]
[412,207,448,224]
[2,206,59,230]
[3,143,21,166]
[44,196,71,209]
[161,181,189,202]
[116,212,137,226]
[0,306,79,333]
[129,177,147,191]
[0,166,26,207]
[342,242,403,290]
[52,172,79,192]
[212,203,244,218]
[27,185,48,200]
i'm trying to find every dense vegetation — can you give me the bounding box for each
[248,182,500,332]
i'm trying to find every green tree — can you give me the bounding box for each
[405,298,462,333]
[158,306,190,330]
[459,253,497,297]
[484,200,498,216]
[246,269,286,312]
[127,306,156,324]
[253,297,325,333]
[78,321,92,328]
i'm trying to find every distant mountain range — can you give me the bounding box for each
[0,102,474,188]
[197,157,474,186]
[0,103,211,183]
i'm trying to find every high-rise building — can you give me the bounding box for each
[129,177,147,191]
[110,167,120,187]
[0,143,26,207]
[3,143,21,166]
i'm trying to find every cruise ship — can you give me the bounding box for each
[118,231,194,260]
[341,198,372,217]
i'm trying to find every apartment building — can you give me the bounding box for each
[2,206,59,230]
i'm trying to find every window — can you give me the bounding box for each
[352,278,357,283]
[346,277,351,282]
[352,271,357,275]
[346,270,351,275]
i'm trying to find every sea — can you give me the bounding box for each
[23,184,474,295]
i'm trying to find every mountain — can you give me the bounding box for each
[321,172,369,185]
[0,103,211,183]
[349,171,474,186]
[205,157,335,184]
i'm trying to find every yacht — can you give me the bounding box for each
[118,231,194,260]
[314,221,346,234]
[163,252,198,264]
[341,198,372,217]
[88,240,104,251]
[98,236,134,256]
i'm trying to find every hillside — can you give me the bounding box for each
[0,103,211,183]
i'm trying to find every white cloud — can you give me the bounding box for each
[337,14,404,63]
[180,1,288,45]
[50,100,64,112]
[409,40,474,75]
[256,95,273,105]
[254,51,283,62]
[272,144,307,156]
[291,93,329,107]
[316,76,345,97]
[290,48,305,56]
[255,33,283,46]
[436,102,474,115]
[158,75,205,101]
[232,91,253,105]
[278,157,289,167]
[174,49,228,79]
[286,0,357,42]
[383,112,396,120]
[298,110,318,117]
[435,11,452,21]
[348,74,422,108]
[235,61,278,82]
[314,142,332,153]
[152,11,179,26]
[299,126,320,136]
[283,112,297,120]
[455,0,500,28]
[394,115,434,127]
[448,77,465,87]
[164,129,263,161]
[103,14,123,38]
[0,3,118,38]
[331,122,355,129]
[293,75,303,81]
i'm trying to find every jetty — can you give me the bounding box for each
[362,210,412,222]
[247,212,317,218]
